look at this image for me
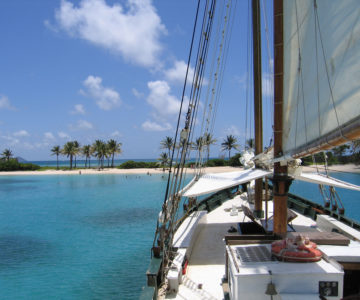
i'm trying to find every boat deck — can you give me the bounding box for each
[164,195,323,300]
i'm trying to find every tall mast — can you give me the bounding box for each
[252,0,263,218]
[273,0,291,236]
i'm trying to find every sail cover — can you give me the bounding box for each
[182,169,271,197]
[283,0,360,158]
[295,172,360,192]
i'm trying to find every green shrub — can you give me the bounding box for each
[228,153,242,167]
[0,159,40,171]
[205,158,227,167]
[118,160,158,169]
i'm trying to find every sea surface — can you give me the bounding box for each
[0,174,171,300]
[0,171,359,299]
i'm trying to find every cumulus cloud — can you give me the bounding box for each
[54,0,166,67]
[13,130,29,137]
[71,104,86,114]
[58,131,70,139]
[0,95,15,110]
[44,132,55,140]
[164,60,194,84]
[146,80,181,120]
[81,75,121,110]
[141,120,171,131]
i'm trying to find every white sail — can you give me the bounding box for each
[182,169,271,197]
[283,0,360,158]
[295,172,360,192]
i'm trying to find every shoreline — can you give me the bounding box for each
[0,164,359,176]
[0,166,242,176]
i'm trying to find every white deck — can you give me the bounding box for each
[164,194,354,300]
[165,195,244,299]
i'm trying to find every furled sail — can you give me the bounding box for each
[282,0,360,159]
[295,172,360,192]
[182,169,271,197]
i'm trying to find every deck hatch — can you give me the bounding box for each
[236,246,275,263]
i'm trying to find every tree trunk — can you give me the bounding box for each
[56,155,59,170]
[70,155,73,170]
[111,153,115,168]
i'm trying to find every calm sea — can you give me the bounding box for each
[0,171,359,299]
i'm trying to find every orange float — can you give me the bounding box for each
[271,236,322,263]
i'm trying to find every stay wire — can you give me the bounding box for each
[211,0,238,138]
[162,0,202,207]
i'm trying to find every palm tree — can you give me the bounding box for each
[62,141,77,169]
[245,138,255,150]
[158,152,169,171]
[73,140,80,168]
[2,148,13,161]
[107,139,122,167]
[160,136,174,157]
[221,135,239,159]
[51,145,61,170]
[194,137,204,158]
[82,145,92,168]
[92,140,106,169]
[204,133,216,160]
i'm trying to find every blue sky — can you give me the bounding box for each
[0,0,274,161]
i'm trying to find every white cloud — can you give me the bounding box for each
[224,125,241,137]
[54,0,166,67]
[141,120,171,131]
[74,119,93,130]
[71,104,86,114]
[13,130,29,137]
[164,60,194,84]
[132,88,144,99]
[146,80,181,119]
[111,130,122,137]
[1,135,19,145]
[44,132,55,140]
[58,131,70,139]
[0,95,15,110]
[82,75,121,110]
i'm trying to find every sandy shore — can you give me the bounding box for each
[0,164,359,176]
[0,166,243,176]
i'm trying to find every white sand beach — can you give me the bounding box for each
[0,164,359,176]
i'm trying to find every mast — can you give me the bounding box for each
[252,0,264,218]
[273,0,291,236]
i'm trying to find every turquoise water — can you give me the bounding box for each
[0,174,168,300]
[0,172,359,299]
[290,171,360,223]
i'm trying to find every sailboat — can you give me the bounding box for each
[143,0,360,299]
